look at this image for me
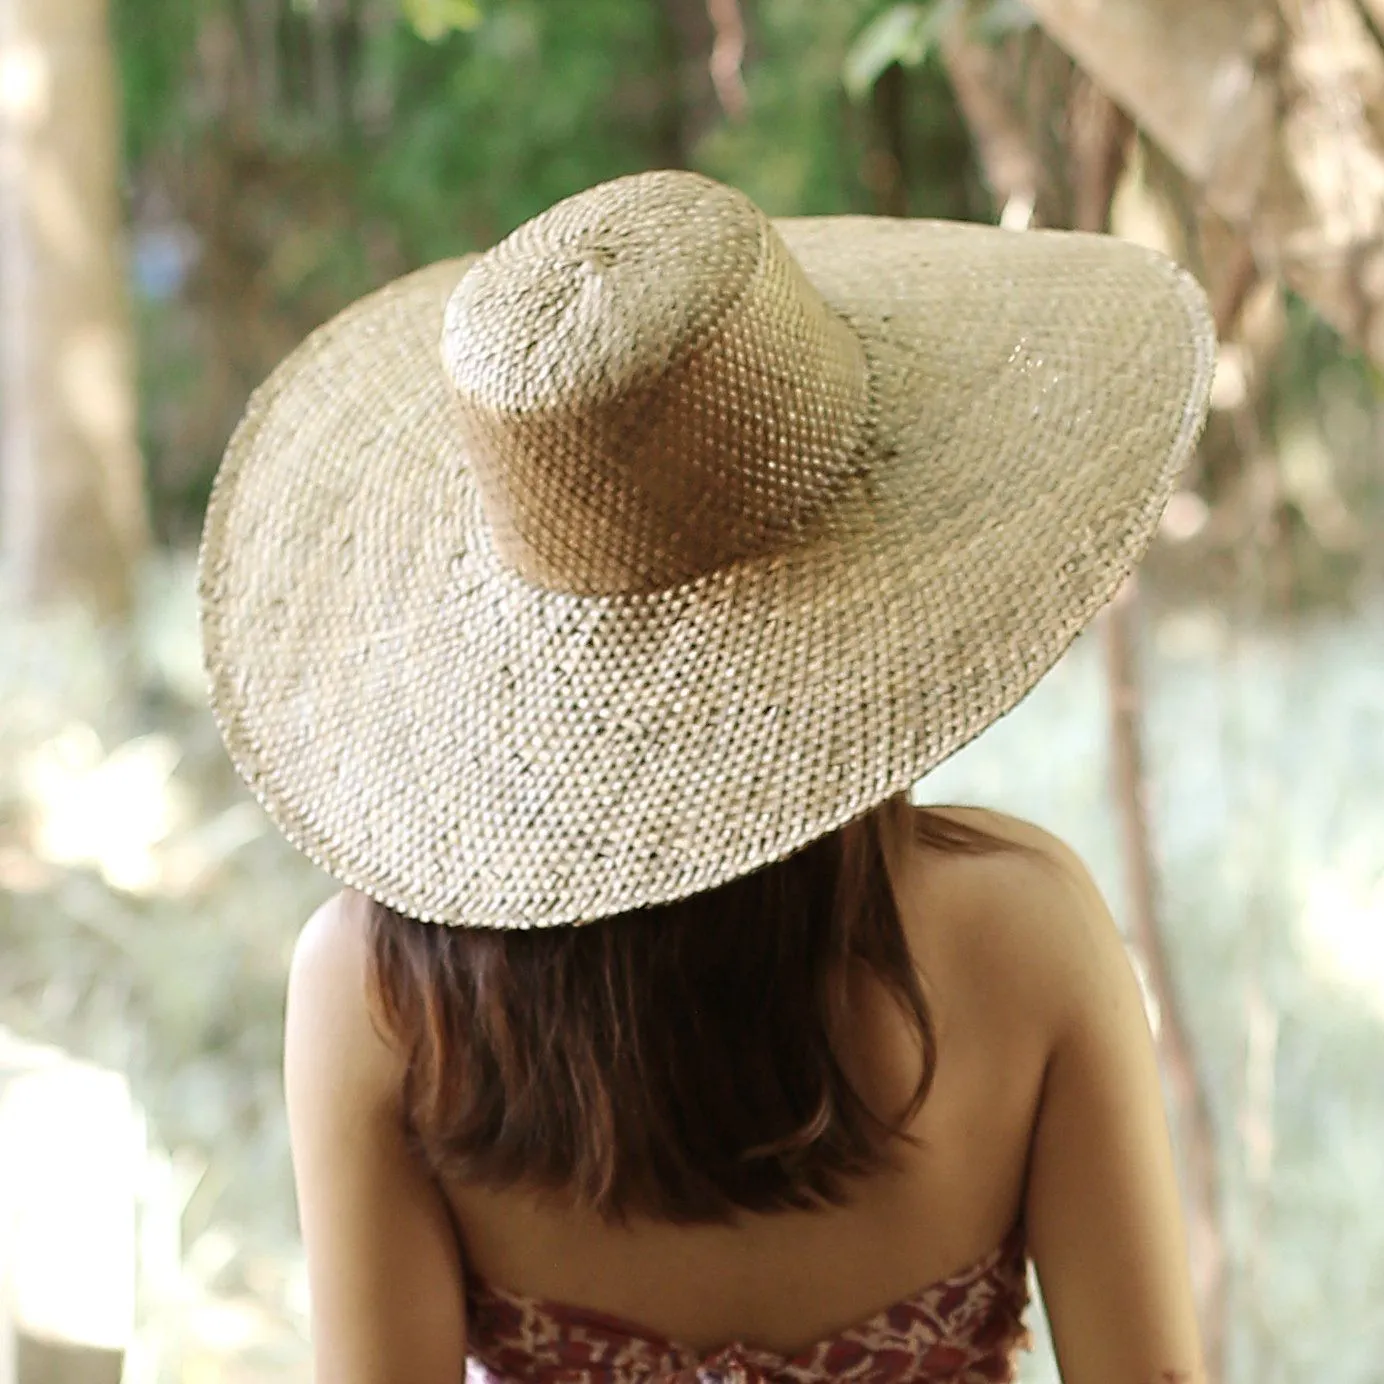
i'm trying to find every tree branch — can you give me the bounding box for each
[939,17,1041,219]
[1068,78,1230,1382]
[1104,582,1228,1381]
[706,0,748,121]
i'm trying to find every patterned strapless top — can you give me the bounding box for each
[465,1225,1031,1384]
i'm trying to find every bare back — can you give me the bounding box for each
[441,808,1064,1353]
[284,807,1206,1383]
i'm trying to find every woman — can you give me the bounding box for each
[200,170,1215,1384]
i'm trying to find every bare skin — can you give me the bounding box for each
[285,807,1207,1384]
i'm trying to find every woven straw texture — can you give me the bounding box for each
[199,170,1215,927]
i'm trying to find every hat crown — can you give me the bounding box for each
[442,171,871,595]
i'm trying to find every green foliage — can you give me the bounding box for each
[841,0,1036,102]
[110,0,206,169]
[367,1,669,258]
[401,0,483,41]
[112,0,994,532]
[843,1,961,101]
[1274,291,1381,415]
[697,0,871,215]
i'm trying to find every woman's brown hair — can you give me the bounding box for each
[366,799,1002,1224]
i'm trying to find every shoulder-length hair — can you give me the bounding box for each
[365,798,1001,1224]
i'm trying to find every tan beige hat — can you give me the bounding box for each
[199,169,1214,928]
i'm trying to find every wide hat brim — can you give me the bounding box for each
[200,215,1214,927]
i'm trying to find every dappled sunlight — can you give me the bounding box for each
[0,1038,138,1351]
[28,149,97,271]
[18,723,189,895]
[0,37,50,129]
[60,321,140,453]
[0,570,325,1382]
[1299,865,1384,1019]
[919,598,1384,1382]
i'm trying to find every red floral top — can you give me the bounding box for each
[465,1225,1030,1384]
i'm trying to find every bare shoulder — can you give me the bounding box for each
[292,887,370,978]
[924,802,1097,888]
[284,894,470,1381]
[923,809,1207,1379]
[907,805,1134,1042]
[286,889,403,1100]
[910,808,1203,1380]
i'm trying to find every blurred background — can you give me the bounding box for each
[1,0,1381,1380]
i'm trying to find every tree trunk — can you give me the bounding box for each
[1072,84,1230,1381]
[705,0,748,121]
[866,62,909,217]
[655,0,721,166]
[1104,584,1229,1380]
[939,22,1041,225]
[0,0,148,622]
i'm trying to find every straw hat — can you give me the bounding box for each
[199,170,1214,928]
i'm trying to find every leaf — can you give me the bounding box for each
[402,0,483,43]
[842,1,960,102]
